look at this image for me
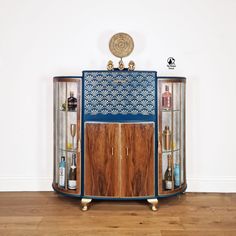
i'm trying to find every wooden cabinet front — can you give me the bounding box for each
[85,122,155,198]
[121,123,155,197]
[84,123,119,197]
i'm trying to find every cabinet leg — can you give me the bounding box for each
[147,198,158,211]
[81,198,92,211]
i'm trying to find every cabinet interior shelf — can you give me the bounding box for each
[60,148,77,153]
[161,109,180,113]
[162,148,180,153]
[59,109,77,113]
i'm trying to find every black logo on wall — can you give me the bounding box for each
[167,57,176,69]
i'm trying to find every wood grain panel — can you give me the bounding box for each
[84,123,119,197]
[121,123,155,197]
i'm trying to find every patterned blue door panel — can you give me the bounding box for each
[83,71,156,121]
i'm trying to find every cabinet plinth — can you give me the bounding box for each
[53,72,186,210]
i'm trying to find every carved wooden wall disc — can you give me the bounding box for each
[109,33,134,58]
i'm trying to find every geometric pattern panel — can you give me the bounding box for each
[84,71,156,116]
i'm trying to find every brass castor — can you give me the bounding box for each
[81,198,92,211]
[147,198,158,211]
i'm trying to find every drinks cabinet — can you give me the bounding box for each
[53,71,186,211]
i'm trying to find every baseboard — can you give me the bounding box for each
[0,177,52,191]
[0,176,235,192]
[187,176,236,193]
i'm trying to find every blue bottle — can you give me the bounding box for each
[174,163,180,187]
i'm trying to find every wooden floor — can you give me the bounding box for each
[0,192,235,236]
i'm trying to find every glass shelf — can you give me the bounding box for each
[161,109,180,113]
[162,148,180,153]
[60,148,77,153]
[59,109,77,113]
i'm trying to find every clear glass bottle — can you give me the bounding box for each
[68,154,77,190]
[59,156,66,188]
[162,85,172,110]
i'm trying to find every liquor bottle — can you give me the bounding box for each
[174,156,180,187]
[164,155,173,190]
[59,156,66,188]
[68,154,77,190]
[67,91,77,111]
[162,85,172,110]
[163,126,172,150]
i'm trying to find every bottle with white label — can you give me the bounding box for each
[68,154,77,190]
[164,155,173,190]
[59,156,66,188]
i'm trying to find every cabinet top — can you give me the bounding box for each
[53,70,186,82]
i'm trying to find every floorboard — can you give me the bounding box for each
[0,192,235,235]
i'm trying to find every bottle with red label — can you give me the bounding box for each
[162,85,172,110]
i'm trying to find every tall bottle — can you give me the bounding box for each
[163,126,172,150]
[164,155,173,190]
[68,154,77,190]
[162,85,172,110]
[67,91,77,111]
[59,156,66,188]
[174,156,180,188]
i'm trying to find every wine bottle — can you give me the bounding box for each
[162,85,172,110]
[68,154,77,190]
[59,156,66,188]
[67,91,77,111]
[174,156,180,187]
[164,155,173,190]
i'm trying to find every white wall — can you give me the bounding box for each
[0,0,236,192]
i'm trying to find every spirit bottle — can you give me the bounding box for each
[162,85,172,110]
[68,154,77,190]
[67,91,77,111]
[59,156,66,188]
[163,126,172,150]
[174,156,180,187]
[164,155,173,190]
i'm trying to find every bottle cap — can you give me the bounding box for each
[165,85,169,91]
[70,91,74,96]
[61,156,65,161]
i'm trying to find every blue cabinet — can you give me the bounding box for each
[53,71,186,211]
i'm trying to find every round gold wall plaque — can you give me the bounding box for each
[109,33,134,58]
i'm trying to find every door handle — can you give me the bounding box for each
[111,147,114,156]
[126,147,129,157]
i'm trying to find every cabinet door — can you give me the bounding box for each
[84,123,119,197]
[121,123,155,197]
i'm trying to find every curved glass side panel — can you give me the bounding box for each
[158,78,186,195]
[53,78,82,195]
